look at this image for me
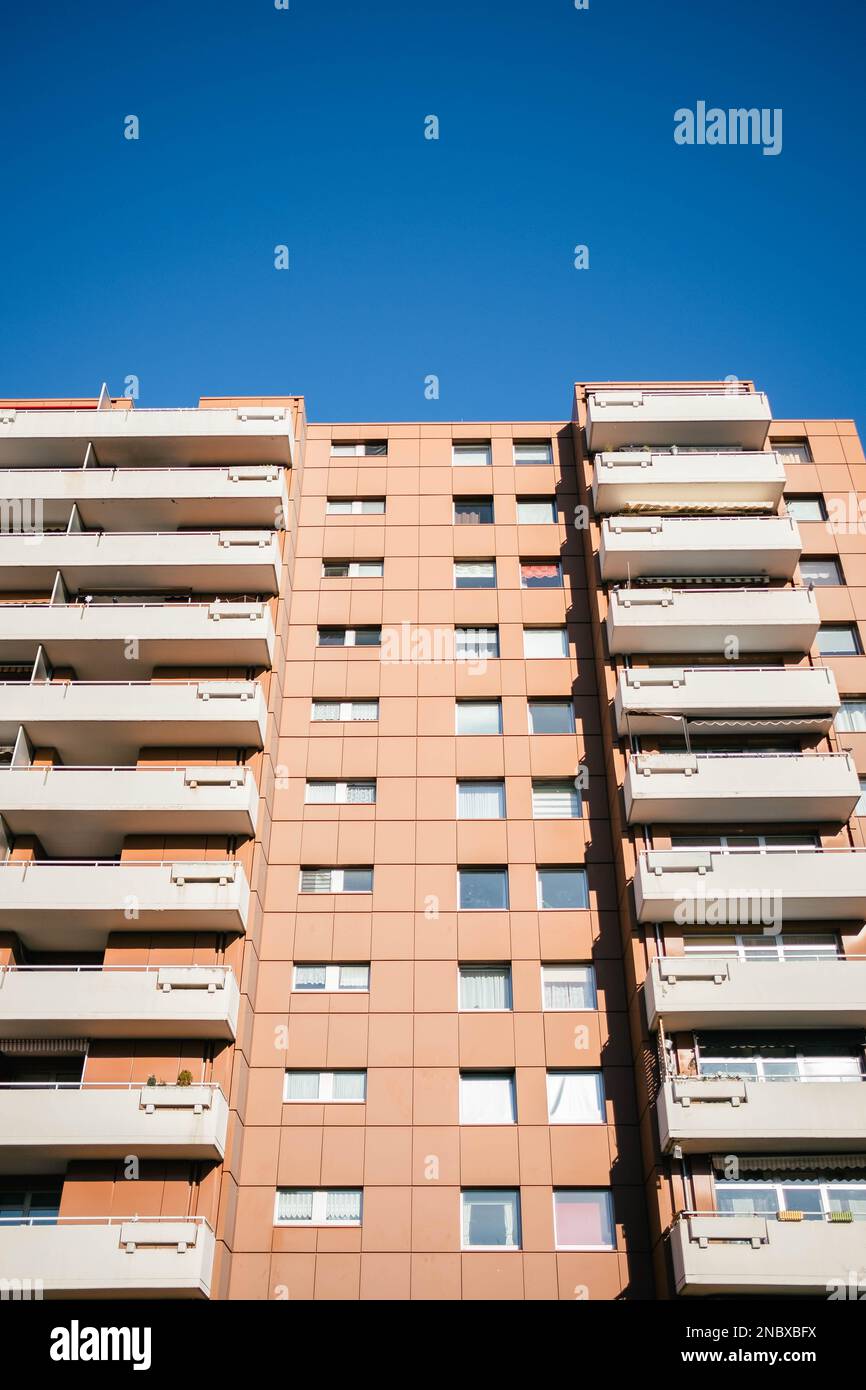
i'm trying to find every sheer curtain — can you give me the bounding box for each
[459,968,511,1010]
[460,1074,516,1124]
[458,782,505,818]
[338,965,370,990]
[326,1190,362,1223]
[462,1191,519,1247]
[543,966,594,1010]
[547,1071,604,1123]
[333,1071,366,1100]
[277,1190,314,1222]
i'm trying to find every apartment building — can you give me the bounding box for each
[0,381,862,1300]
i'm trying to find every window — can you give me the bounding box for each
[454,560,496,589]
[317,627,382,647]
[322,560,384,578]
[817,624,862,655]
[785,495,826,522]
[683,934,838,962]
[299,867,373,894]
[458,867,509,910]
[537,866,589,910]
[454,498,494,525]
[800,557,842,586]
[275,1189,362,1226]
[523,627,568,659]
[461,1190,521,1249]
[458,965,512,1011]
[460,1072,517,1124]
[520,559,562,589]
[532,779,582,819]
[311,700,379,722]
[284,1070,366,1102]
[455,627,499,660]
[857,779,866,816]
[517,496,557,524]
[330,441,387,456]
[452,442,491,466]
[457,780,505,819]
[514,441,552,466]
[305,780,376,804]
[546,1071,605,1124]
[528,700,575,735]
[715,1178,866,1221]
[542,964,596,1010]
[0,1185,61,1226]
[293,963,370,992]
[775,440,812,465]
[456,700,502,735]
[836,701,866,733]
[326,498,385,515]
[697,1040,862,1083]
[553,1190,615,1250]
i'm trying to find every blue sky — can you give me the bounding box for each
[0,0,863,427]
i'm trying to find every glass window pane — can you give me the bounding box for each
[538,868,589,910]
[353,627,381,646]
[454,561,496,589]
[523,628,568,658]
[456,700,502,735]
[326,499,352,514]
[457,781,505,818]
[312,701,341,721]
[346,781,376,804]
[521,561,562,588]
[817,626,860,655]
[284,1072,321,1100]
[532,780,581,818]
[836,701,866,733]
[338,964,370,990]
[517,498,556,524]
[360,499,385,514]
[277,1190,314,1222]
[786,496,824,520]
[300,869,333,893]
[462,1190,520,1248]
[456,628,499,659]
[776,443,812,464]
[343,869,373,892]
[800,558,842,586]
[543,965,596,1010]
[325,1190,362,1223]
[332,1071,366,1101]
[460,1073,516,1124]
[857,778,866,816]
[453,443,492,466]
[305,781,336,804]
[547,1072,605,1123]
[716,1184,779,1216]
[294,965,327,990]
[317,629,346,646]
[459,869,508,910]
[459,966,512,1010]
[454,500,493,525]
[554,1190,614,1249]
[514,442,552,465]
[529,700,574,734]
[351,701,379,721]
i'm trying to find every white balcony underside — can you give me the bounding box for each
[0,1086,228,1173]
[625,753,859,824]
[658,1076,866,1153]
[615,665,840,735]
[0,767,259,856]
[0,1221,215,1299]
[0,966,240,1039]
[607,587,819,655]
[591,451,786,513]
[599,516,801,581]
[645,958,866,1030]
[0,680,268,761]
[0,405,294,466]
[671,1215,866,1296]
[0,466,288,529]
[0,861,250,949]
[585,390,772,451]
[0,604,275,679]
[0,532,281,594]
[635,848,866,924]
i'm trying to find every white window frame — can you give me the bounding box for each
[325,498,386,515]
[457,867,509,911]
[298,868,374,894]
[330,442,387,457]
[528,700,575,735]
[553,1189,616,1251]
[455,627,499,661]
[456,780,506,819]
[536,866,589,911]
[542,964,597,1011]
[531,779,582,819]
[304,780,377,805]
[683,933,839,962]
[322,560,384,579]
[523,627,568,659]
[460,1189,521,1251]
[316,627,381,647]
[283,1070,367,1103]
[513,441,552,466]
[457,964,513,1012]
[546,1070,605,1125]
[292,963,371,993]
[714,1178,866,1219]
[452,442,492,466]
[274,1189,363,1227]
[520,559,563,589]
[517,497,557,524]
[311,700,379,723]
[836,700,866,733]
[453,560,496,589]
[459,1072,517,1125]
[455,700,502,735]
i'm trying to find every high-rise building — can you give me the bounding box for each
[0,381,862,1300]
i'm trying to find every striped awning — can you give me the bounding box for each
[621,501,774,515]
[0,1038,88,1055]
[713,1153,866,1173]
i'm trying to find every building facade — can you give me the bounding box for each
[0,381,863,1299]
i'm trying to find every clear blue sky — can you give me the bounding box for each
[0,0,863,427]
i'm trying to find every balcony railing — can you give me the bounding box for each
[614,663,839,735]
[670,1209,866,1296]
[606,585,819,655]
[645,954,866,1030]
[624,750,859,825]
[599,515,801,581]
[657,1073,866,1154]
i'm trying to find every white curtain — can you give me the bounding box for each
[837,702,866,732]
[326,1190,362,1223]
[524,628,567,658]
[461,1074,516,1124]
[338,965,370,990]
[312,702,340,721]
[300,869,332,892]
[333,1071,366,1100]
[460,968,510,1010]
[458,782,504,818]
[306,782,336,804]
[547,1071,604,1123]
[285,1072,320,1100]
[456,628,498,660]
[533,782,580,818]
[518,501,554,524]
[277,1190,314,1222]
[462,1191,519,1247]
[295,965,326,989]
[351,702,378,721]
[457,702,500,735]
[543,967,594,1010]
[346,782,376,804]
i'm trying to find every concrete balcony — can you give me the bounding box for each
[0,965,240,1039]
[658,1075,866,1154]
[0,765,259,857]
[614,665,839,736]
[0,601,275,679]
[645,956,866,1031]
[0,404,295,466]
[0,679,268,762]
[591,450,786,514]
[585,389,772,452]
[671,1212,866,1297]
[0,464,288,529]
[0,530,281,594]
[0,859,250,950]
[0,1083,228,1171]
[635,847,866,924]
[625,751,859,825]
[599,516,801,581]
[607,587,819,656]
[0,1216,215,1299]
